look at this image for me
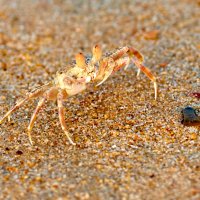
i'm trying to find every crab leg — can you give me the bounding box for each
[0,87,48,125]
[113,57,130,72]
[117,47,157,100]
[127,47,144,77]
[112,46,144,62]
[57,90,76,146]
[111,55,157,100]
[27,97,46,145]
[111,46,144,75]
[111,47,129,61]
[133,59,158,100]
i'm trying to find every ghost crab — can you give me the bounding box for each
[0,45,157,145]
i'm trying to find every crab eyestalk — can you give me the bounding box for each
[92,44,102,63]
[75,53,86,68]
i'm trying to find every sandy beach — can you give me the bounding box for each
[0,0,199,199]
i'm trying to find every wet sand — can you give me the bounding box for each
[0,0,199,199]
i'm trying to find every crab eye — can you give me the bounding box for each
[75,53,86,68]
[92,44,102,62]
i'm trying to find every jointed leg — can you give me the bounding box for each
[0,87,47,125]
[111,46,144,63]
[126,47,144,76]
[113,57,130,72]
[133,59,158,100]
[117,47,157,99]
[111,47,129,61]
[57,90,76,145]
[110,47,157,100]
[137,69,141,77]
[93,45,157,99]
[111,46,144,76]
[27,97,46,145]
[0,98,27,125]
[125,48,157,99]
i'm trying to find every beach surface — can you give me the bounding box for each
[0,0,199,199]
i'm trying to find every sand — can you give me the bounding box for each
[0,0,199,199]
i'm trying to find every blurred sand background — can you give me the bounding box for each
[0,0,199,199]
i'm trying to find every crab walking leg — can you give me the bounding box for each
[111,47,129,61]
[0,98,27,125]
[113,53,140,76]
[137,69,141,77]
[111,47,144,76]
[0,88,47,125]
[57,91,76,146]
[113,57,130,72]
[133,59,158,100]
[27,98,46,145]
[127,47,144,77]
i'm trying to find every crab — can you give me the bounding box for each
[0,45,157,145]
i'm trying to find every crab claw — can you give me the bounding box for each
[96,68,113,86]
[75,53,86,68]
[96,59,115,86]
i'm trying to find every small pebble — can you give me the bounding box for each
[181,107,200,126]
[16,150,23,155]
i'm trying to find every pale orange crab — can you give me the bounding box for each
[0,45,157,145]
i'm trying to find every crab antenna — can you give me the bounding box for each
[92,44,102,63]
[75,53,86,68]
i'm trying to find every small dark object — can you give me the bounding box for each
[16,150,23,155]
[190,92,200,99]
[181,107,200,126]
[149,174,155,178]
